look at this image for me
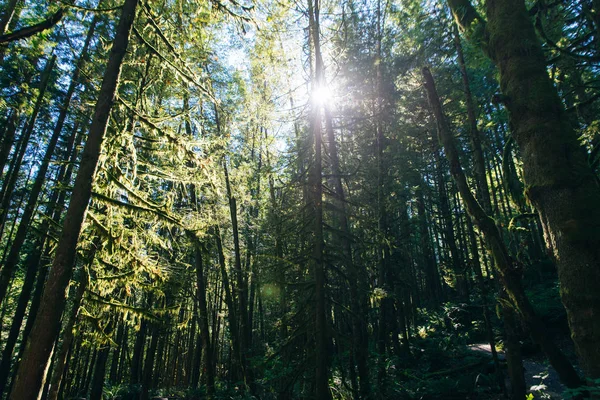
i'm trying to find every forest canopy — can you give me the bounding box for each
[0,0,599,399]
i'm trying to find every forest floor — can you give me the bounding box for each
[468,343,567,399]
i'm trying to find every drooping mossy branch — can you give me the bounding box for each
[96,260,136,281]
[56,0,123,13]
[446,0,490,56]
[132,27,215,101]
[85,290,165,321]
[117,96,206,164]
[141,4,177,54]
[107,170,167,210]
[87,211,171,278]
[0,8,64,44]
[210,0,253,23]
[91,191,182,226]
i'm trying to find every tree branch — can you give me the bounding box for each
[447,0,490,57]
[0,8,64,44]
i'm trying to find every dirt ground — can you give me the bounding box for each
[468,343,568,399]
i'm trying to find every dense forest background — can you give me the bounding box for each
[0,0,599,399]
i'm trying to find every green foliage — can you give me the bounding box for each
[1,0,597,398]
[563,378,600,399]
[526,280,567,326]
[102,383,141,400]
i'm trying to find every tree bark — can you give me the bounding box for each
[89,319,113,400]
[214,226,244,383]
[448,0,600,380]
[0,0,20,34]
[140,323,160,400]
[324,106,370,399]
[0,11,97,305]
[46,270,88,400]
[307,0,331,397]
[0,55,55,245]
[130,317,148,385]
[191,237,215,397]
[13,123,85,367]
[0,111,18,181]
[423,66,583,389]
[453,25,516,397]
[0,8,63,44]
[223,161,252,388]
[8,1,139,397]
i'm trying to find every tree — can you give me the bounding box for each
[9,0,139,397]
[448,0,600,380]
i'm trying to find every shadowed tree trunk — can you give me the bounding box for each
[423,66,582,390]
[416,182,442,305]
[448,0,600,380]
[214,226,244,384]
[46,269,88,400]
[140,322,160,400]
[191,236,215,397]
[324,104,370,398]
[308,0,331,397]
[0,111,18,181]
[223,161,253,390]
[453,24,516,398]
[130,316,148,385]
[0,55,55,246]
[89,319,113,400]
[13,123,85,369]
[0,9,98,306]
[8,1,139,397]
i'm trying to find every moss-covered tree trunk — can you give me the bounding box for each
[423,66,582,389]
[448,0,600,380]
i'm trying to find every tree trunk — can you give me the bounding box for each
[214,226,243,383]
[46,270,88,400]
[140,322,160,400]
[0,0,20,34]
[109,318,125,384]
[448,0,600,380]
[8,1,139,397]
[0,111,18,181]
[423,66,582,389]
[324,102,370,398]
[416,182,442,305]
[0,11,97,303]
[130,317,148,385]
[501,290,526,400]
[14,122,84,367]
[307,0,331,398]
[191,237,215,397]
[0,55,55,245]
[89,341,111,400]
[433,141,466,298]
[223,161,252,389]
[453,25,515,397]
